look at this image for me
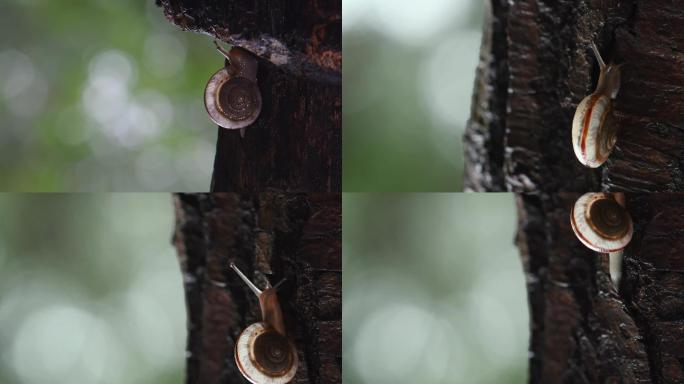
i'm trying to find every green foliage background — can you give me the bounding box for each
[0,194,184,383]
[343,193,528,383]
[343,0,484,191]
[0,0,219,191]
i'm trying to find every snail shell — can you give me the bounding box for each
[230,263,298,384]
[572,94,617,167]
[571,42,621,168]
[204,45,262,130]
[235,322,298,384]
[570,192,633,253]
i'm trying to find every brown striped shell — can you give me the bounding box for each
[204,45,261,130]
[572,94,617,167]
[571,42,621,168]
[570,192,633,253]
[235,323,298,384]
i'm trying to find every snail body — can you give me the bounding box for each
[572,42,621,168]
[205,42,262,137]
[230,263,298,384]
[570,192,632,253]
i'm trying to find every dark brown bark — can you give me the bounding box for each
[465,0,684,192]
[172,193,341,384]
[156,0,341,192]
[516,193,684,383]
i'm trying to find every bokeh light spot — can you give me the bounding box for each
[353,303,455,383]
[11,305,120,384]
[0,49,48,117]
[143,33,187,78]
[344,0,472,44]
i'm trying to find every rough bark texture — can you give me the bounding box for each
[172,193,341,384]
[465,0,684,192]
[516,193,684,383]
[157,0,341,192]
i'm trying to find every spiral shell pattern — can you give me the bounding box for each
[235,322,298,384]
[205,68,262,130]
[570,192,633,253]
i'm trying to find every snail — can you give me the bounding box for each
[570,192,632,253]
[570,192,632,287]
[230,262,298,384]
[205,41,262,138]
[571,42,622,168]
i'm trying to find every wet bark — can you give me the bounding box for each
[465,0,684,192]
[516,193,684,383]
[157,0,341,192]
[172,193,341,384]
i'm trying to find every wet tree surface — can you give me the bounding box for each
[516,193,684,383]
[156,0,341,192]
[465,0,684,192]
[172,193,341,384]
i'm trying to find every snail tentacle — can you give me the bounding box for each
[230,262,263,296]
[214,40,232,62]
[590,42,606,69]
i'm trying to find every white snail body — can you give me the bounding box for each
[230,263,298,384]
[571,42,621,168]
[205,42,262,135]
[570,192,632,253]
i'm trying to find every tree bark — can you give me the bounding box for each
[172,193,341,384]
[465,0,684,192]
[157,0,341,192]
[515,193,684,383]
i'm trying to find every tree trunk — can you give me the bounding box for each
[172,193,341,384]
[156,0,341,192]
[515,193,684,383]
[469,2,684,382]
[465,0,684,192]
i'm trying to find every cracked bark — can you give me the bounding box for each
[470,2,684,381]
[516,193,684,383]
[172,193,341,384]
[156,0,341,192]
[465,0,684,192]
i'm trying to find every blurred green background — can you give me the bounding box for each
[343,193,528,383]
[343,0,484,191]
[0,194,185,383]
[0,0,220,191]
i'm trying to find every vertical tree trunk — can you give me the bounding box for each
[465,0,684,192]
[515,193,684,383]
[157,0,341,192]
[469,2,684,382]
[172,193,341,384]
